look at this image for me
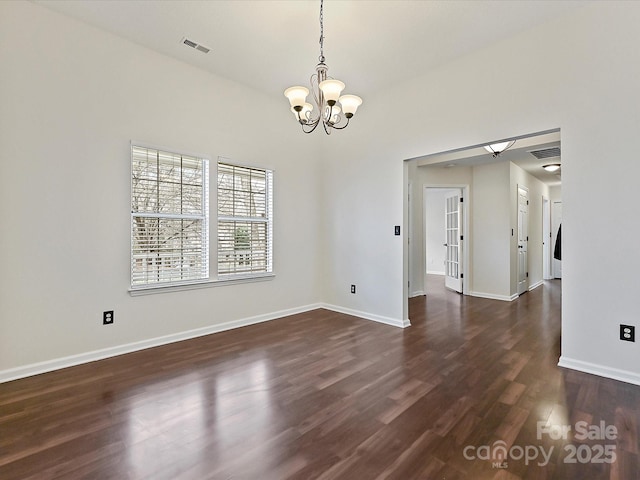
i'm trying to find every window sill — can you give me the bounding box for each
[129,273,275,296]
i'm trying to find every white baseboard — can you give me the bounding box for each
[469,291,518,302]
[409,290,425,298]
[528,280,544,291]
[0,303,323,384]
[426,270,445,276]
[473,282,543,299]
[321,303,410,329]
[0,302,412,384]
[558,356,640,386]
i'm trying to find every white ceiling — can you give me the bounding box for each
[416,131,562,186]
[34,0,572,185]
[35,0,587,99]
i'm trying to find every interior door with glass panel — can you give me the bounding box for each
[517,186,529,295]
[444,191,463,293]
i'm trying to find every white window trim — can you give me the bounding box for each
[128,273,275,296]
[128,145,276,296]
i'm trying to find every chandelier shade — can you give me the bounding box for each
[284,86,310,109]
[338,95,362,117]
[318,79,345,104]
[484,140,516,157]
[284,0,362,134]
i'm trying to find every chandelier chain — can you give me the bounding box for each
[318,0,325,63]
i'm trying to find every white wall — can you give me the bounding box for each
[471,162,511,298]
[0,2,322,375]
[323,2,640,384]
[549,185,562,203]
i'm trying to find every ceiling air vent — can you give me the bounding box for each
[529,147,561,159]
[181,37,211,54]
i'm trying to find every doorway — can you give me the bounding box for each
[405,128,562,318]
[423,187,466,295]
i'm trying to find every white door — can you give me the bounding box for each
[444,191,463,293]
[552,201,562,278]
[543,197,551,280]
[517,186,529,295]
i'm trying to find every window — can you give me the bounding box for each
[130,147,272,293]
[131,145,209,288]
[217,162,273,277]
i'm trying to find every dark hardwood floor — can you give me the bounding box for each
[1,277,639,479]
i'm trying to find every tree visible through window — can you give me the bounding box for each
[217,162,273,276]
[131,146,209,287]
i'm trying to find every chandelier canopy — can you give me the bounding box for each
[284,0,363,134]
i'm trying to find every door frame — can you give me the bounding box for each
[542,196,552,280]
[423,184,470,296]
[401,127,562,325]
[552,200,562,279]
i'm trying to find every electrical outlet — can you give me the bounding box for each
[620,324,635,342]
[103,310,114,325]
[351,285,356,294]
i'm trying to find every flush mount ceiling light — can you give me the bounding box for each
[543,163,561,172]
[284,0,363,134]
[484,140,516,158]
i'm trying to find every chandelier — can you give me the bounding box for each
[284,0,363,134]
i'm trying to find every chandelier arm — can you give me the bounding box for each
[302,114,321,133]
[303,120,321,134]
[296,109,318,125]
[328,116,351,130]
[326,103,334,124]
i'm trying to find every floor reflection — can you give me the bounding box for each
[124,358,274,478]
[126,373,206,477]
[213,358,274,449]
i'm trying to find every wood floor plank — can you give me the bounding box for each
[1,277,639,478]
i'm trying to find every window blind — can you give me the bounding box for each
[131,146,209,287]
[217,162,273,276]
